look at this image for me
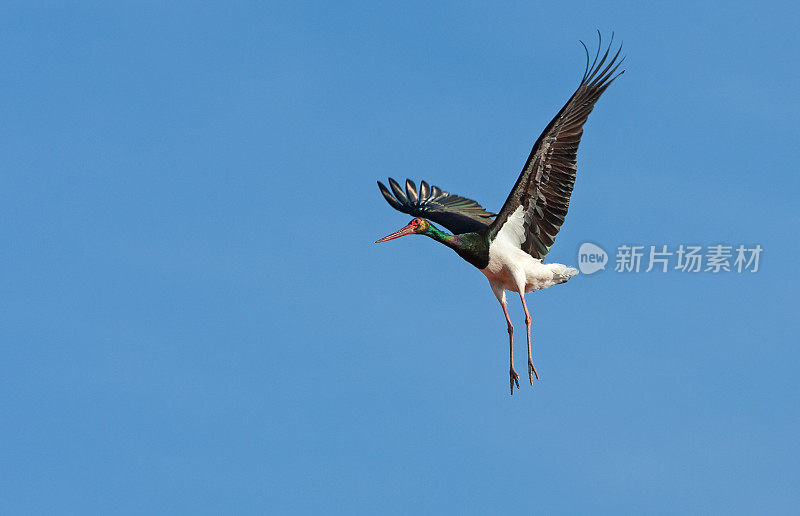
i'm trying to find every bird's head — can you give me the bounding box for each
[375,217,430,243]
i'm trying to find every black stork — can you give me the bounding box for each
[375,35,624,394]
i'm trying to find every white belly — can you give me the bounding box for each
[480,240,578,293]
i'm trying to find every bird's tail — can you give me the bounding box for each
[549,263,579,284]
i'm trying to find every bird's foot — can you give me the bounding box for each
[528,359,540,385]
[509,367,520,395]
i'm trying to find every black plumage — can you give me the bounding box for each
[488,33,624,259]
[377,178,496,235]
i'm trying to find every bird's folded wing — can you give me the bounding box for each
[378,178,496,235]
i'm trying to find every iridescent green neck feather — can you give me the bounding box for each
[423,224,489,269]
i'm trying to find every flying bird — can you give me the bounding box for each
[375,35,624,394]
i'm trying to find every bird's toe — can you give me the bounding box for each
[528,360,540,384]
[509,368,520,395]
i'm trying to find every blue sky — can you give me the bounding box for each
[1,1,798,514]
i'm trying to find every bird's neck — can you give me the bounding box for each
[425,226,489,269]
[425,225,459,247]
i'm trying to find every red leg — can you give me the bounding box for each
[519,293,539,384]
[501,299,520,395]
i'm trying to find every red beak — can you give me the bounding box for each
[375,222,416,243]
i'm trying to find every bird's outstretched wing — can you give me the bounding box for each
[377,178,496,235]
[489,34,624,259]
